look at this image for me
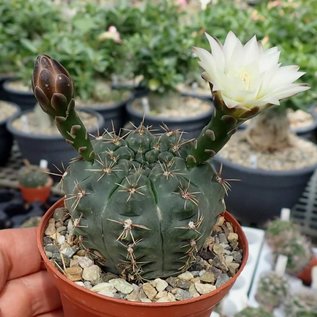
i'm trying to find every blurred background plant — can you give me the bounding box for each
[1,0,316,110]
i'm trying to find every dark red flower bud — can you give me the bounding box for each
[32,55,74,117]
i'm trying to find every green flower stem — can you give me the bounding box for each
[55,101,95,162]
[187,92,260,167]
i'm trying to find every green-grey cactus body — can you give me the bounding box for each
[33,54,253,280]
[255,271,289,311]
[62,127,225,279]
[19,164,50,188]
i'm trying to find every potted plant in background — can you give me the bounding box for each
[31,28,306,316]
[212,0,317,225]
[37,3,134,133]
[125,1,213,138]
[18,160,53,204]
[7,103,104,172]
[0,0,62,110]
[0,101,20,166]
[265,219,317,285]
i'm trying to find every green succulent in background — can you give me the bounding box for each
[18,161,49,188]
[249,0,317,110]
[234,307,274,317]
[0,0,62,78]
[124,1,196,94]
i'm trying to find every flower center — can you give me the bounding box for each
[239,70,251,90]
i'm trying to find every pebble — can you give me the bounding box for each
[43,210,244,303]
[45,219,56,236]
[178,271,194,281]
[228,232,238,242]
[78,256,94,268]
[200,271,215,284]
[82,265,101,284]
[152,278,168,292]
[65,266,83,281]
[142,283,157,300]
[194,282,216,295]
[174,289,191,300]
[61,246,77,259]
[91,283,117,297]
[215,274,230,287]
[109,278,134,294]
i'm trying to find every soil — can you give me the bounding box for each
[0,101,18,122]
[11,111,100,136]
[131,95,212,118]
[76,90,130,109]
[5,80,31,92]
[218,131,317,171]
[288,109,315,130]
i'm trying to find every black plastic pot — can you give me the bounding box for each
[3,79,37,111]
[77,95,132,133]
[126,96,214,139]
[212,156,317,226]
[7,109,105,171]
[0,102,20,166]
[0,75,14,102]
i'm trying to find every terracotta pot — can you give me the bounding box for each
[37,198,249,317]
[297,255,317,285]
[20,177,53,204]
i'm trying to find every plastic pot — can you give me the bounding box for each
[77,94,132,133]
[0,102,20,166]
[19,177,53,204]
[213,156,317,225]
[297,255,317,286]
[7,109,105,171]
[3,79,37,111]
[126,96,213,139]
[0,74,14,102]
[37,198,249,317]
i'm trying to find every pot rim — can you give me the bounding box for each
[126,96,214,123]
[214,154,317,176]
[37,198,249,308]
[76,93,134,111]
[0,101,20,125]
[6,108,105,140]
[3,78,33,95]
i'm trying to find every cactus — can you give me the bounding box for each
[285,291,317,317]
[255,271,289,311]
[33,32,307,280]
[234,307,274,317]
[18,161,50,188]
[265,219,299,249]
[265,220,313,276]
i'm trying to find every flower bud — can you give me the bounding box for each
[32,55,74,117]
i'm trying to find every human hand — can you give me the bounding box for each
[0,227,63,317]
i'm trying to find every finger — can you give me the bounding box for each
[36,309,64,317]
[0,270,62,317]
[0,228,42,290]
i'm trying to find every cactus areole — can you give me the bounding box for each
[33,32,308,280]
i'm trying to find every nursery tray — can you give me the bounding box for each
[0,187,61,229]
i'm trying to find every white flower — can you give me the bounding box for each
[194,31,309,110]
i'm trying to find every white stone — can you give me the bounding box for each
[82,265,101,283]
[194,282,216,295]
[78,256,94,268]
[178,271,194,281]
[109,278,134,294]
[152,278,168,292]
